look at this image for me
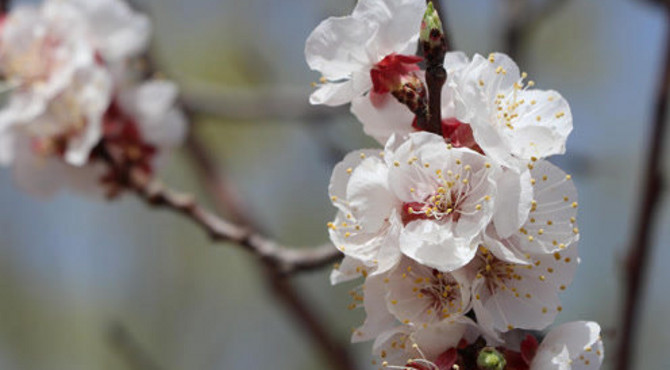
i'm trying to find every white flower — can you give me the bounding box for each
[351,273,398,343]
[485,159,579,260]
[467,242,578,336]
[0,63,112,166]
[328,132,502,274]
[385,257,471,327]
[449,53,573,169]
[351,51,470,145]
[387,132,499,272]
[0,2,94,129]
[531,321,604,369]
[305,0,426,106]
[328,149,403,274]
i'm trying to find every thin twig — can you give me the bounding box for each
[124,2,354,369]
[124,167,340,275]
[185,127,355,370]
[107,322,164,370]
[617,6,670,370]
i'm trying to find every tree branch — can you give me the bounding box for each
[616,6,670,370]
[124,167,341,275]
[184,126,355,370]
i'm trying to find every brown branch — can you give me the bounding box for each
[422,1,448,134]
[616,6,670,370]
[185,126,356,370]
[127,167,341,275]
[107,322,164,370]
[121,3,355,369]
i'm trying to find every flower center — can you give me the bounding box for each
[370,53,422,95]
[476,248,522,295]
[2,33,61,86]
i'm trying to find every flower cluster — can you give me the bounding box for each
[307,0,604,368]
[0,0,186,197]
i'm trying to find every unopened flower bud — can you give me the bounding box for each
[476,347,506,370]
[420,2,446,63]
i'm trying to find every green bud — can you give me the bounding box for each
[476,347,506,370]
[420,2,443,44]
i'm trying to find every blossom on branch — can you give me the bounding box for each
[0,0,185,197]
[315,1,602,367]
[305,0,426,106]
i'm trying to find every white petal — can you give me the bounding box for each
[351,93,415,145]
[508,90,572,160]
[471,243,578,333]
[329,149,383,208]
[399,220,477,272]
[330,255,367,285]
[355,0,426,57]
[119,80,186,146]
[412,319,470,360]
[64,66,112,166]
[532,321,604,370]
[347,156,397,231]
[309,79,362,106]
[352,273,397,343]
[305,16,374,81]
[386,257,471,326]
[493,167,533,238]
[67,0,151,61]
[507,160,579,255]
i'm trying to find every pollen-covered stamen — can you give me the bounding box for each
[1,33,61,86]
[475,246,520,295]
[388,259,468,325]
[401,160,491,226]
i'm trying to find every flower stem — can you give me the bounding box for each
[421,1,448,135]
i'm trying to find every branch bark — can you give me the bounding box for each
[184,126,355,370]
[124,167,341,275]
[616,6,670,370]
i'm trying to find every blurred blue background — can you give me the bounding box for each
[0,0,668,368]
